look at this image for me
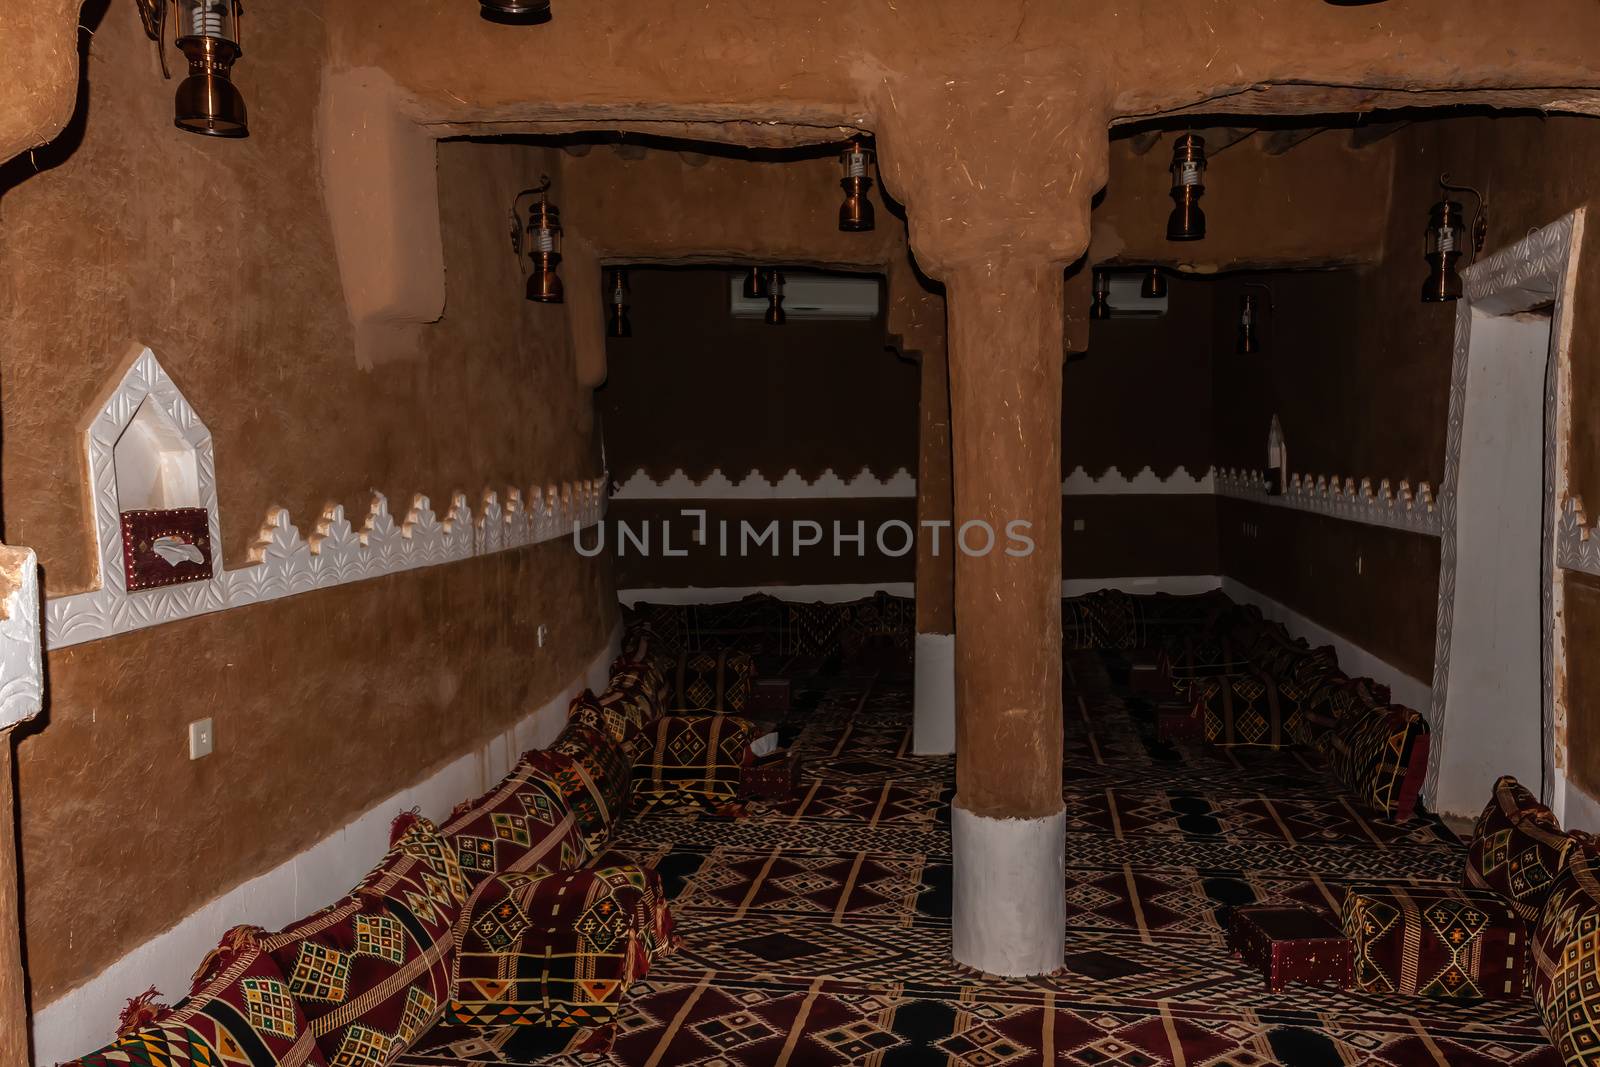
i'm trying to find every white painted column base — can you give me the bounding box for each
[951,800,1065,976]
[913,632,956,755]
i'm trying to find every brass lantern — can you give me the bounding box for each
[765,270,787,326]
[606,269,632,338]
[1166,134,1207,241]
[1421,175,1487,303]
[136,0,249,137]
[838,139,877,233]
[1140,267,1168,300]
[480,0,553,23]
[511,178,564,304]
[1237,283,1273,354]
[741,266,769,300]
[1090,270,1112,321]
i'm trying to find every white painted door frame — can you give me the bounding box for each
[1427,210,1585,818]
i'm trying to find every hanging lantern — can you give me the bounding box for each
[1166,134,1207,242]
[511,177,564,304]
[838,139,877,233]
[1421,174,1487,303]
[765,270,787,326]
[1140,267,1168,300]
[479,0,553,23]
[1236,283,1273,354]
[741,266,769,300]
[606,269,632,338]
[136,0,248,138]
[1090,270,1112,321]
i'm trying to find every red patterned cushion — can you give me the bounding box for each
[263,817,464,1064]
[1191,672,1305,748]
[446,864,677,1029]
[1324,702,1430,822]
[441,760,585,887]
[524,723,631,861]
[1465,775,1579,927]
[68,931,327,1067]
[1533,843,1600,1062]
[668,650,755,714]
[632,714,755,812]
[1343,883,1529,1000]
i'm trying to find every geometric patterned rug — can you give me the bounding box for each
[396,653,1558,1066]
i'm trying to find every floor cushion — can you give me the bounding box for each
[1063,589,1137,651]
[632,713,756,813]
[524,723,631,861]
[668,649,755,713]
[68,929,326,1067]
[1192,672,1306,748]
[784,601,849,659]
[1158,634,1251,687]
[446,864,677,1029]
[1533,844,1600,1063]
[1323,702,1430,822]
[1343,883,1529,1000]
[440,759,585,887]
[263,816,464,1065]
[1464,774,1579,926]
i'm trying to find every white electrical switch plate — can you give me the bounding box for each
[537,624,549,648]
[1072,518,1086,532]
[189,718,215,760]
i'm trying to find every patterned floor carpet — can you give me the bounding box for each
[397,655,1558,1065]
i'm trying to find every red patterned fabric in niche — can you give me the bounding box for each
[440,759,585,888]
[262,817,465,1064]
[1464,774,1581,927]
[120,507,213,591]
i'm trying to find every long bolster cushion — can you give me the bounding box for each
[1465,774,1582,927]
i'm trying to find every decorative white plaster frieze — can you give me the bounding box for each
[1557,495,1600,577]
[0,545,44,731]
[1216,467,1441,537]
[44,346,607,650]
[610,466,917,499]
[1061,464,1214,495]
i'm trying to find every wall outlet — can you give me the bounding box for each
[537,624,549,648]
[189,718,215,760]
[1072,518,1086,532]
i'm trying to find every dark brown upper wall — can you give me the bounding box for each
[598,267,917,484]
[1068,274,1214,478]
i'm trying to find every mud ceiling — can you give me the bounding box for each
[8,1,1600,277]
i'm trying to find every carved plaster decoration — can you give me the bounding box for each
[1426,210,1584,812]
[45,347,607,650]
[1557,496,1600,576]
[1061,465,1215,495]
[0,545,44,732]
[1216,467,1441,536]
[611,467,917,499]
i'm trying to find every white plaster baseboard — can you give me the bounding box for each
[616,582,915,606]
[913,632,955,755]
[950,802,1065,976]
[1220,577,1431,717]
[30,622,622,1064]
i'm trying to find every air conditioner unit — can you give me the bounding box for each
[730,272,882,321]
[1105,273,1168,316]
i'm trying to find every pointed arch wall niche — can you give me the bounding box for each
[45,346,607,650]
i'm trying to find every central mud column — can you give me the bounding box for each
[945,259,1066,976]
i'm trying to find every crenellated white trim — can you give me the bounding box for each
[1217,467,1440,536]
[1062,464,1214,495]
[0,545,43,732]
[611,467,916,499]
[45,347,607,650]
